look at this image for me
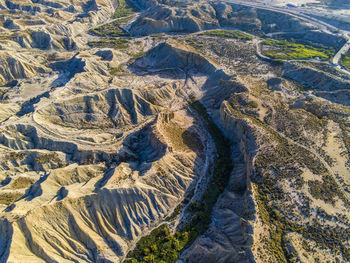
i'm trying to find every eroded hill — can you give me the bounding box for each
[0,0,349,262]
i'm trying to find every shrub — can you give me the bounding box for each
[88,38,129,49]
[202,29,253,40]
[340,52,350,70]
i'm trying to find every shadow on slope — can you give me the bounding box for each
[130,40,229,84]
[49,54,86,88]
[94,123,167,190]
[0,219,13,263]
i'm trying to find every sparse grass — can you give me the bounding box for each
[88,38,129,49]
[340,122,350,166]
[255,179,350,262]
[47,53,58,62]
[128,50,147,63]
[165,204,183,221]
[126,101,233,263]
[10,177,35,189]
[185,38,196,45]
[113,0,139,19]
[150,33,165,40]
[254,184,288,263]
[89,19,130,38]
[35,153,59,164]
[90,27,127,38]
[225,100,350,261]
[0,191,22,205]
[3,152,26,162]
[110,64,126,75]
[262,39,335,61]
[308,174,340,204]
[304,112,328,132]
[162,122,203,153]
[201,29,253,41]
[340,51,350,70]
[130,50,146,59]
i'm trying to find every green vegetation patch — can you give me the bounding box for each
[130,50,147,59]
[201,29,253,40]
[262,39,335,61]
[113,0,139,19]
[88,38,129,49]
[255,180,350,263]
[89,18,130,38]
[110,64,126,75]
[308,174,340,204]
[165,204,183,221]
[125,101,233,263]
[162,122,203,153]
[340,51,350,70]
[340,122,350,166]
[126,225,189,263]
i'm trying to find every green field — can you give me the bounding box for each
[262,39,335,61]
[201,29,253,40]
[340,52,350,70]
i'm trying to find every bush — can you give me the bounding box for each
[88,38,129,49]
[125,225,189,263]
[110,64,125,75]
[340,52,350,70]
[202,29,253,40]
[35,152,59,164]
[89,19,130,38]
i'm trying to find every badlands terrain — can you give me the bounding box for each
[0,0,350,262]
